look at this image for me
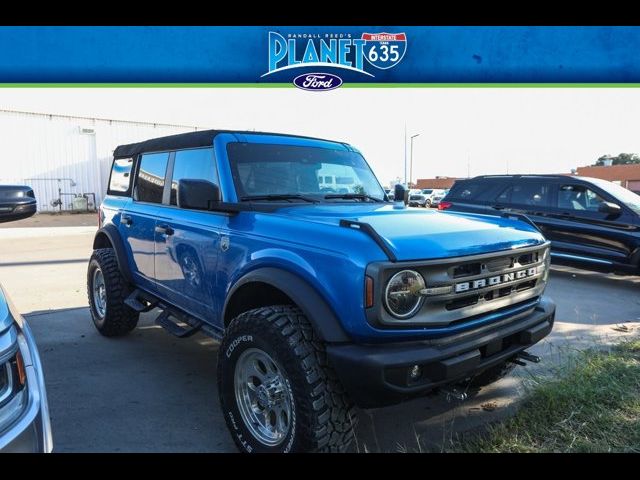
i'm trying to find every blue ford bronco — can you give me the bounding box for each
[88,130,555,452]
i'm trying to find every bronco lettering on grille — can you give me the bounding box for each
[454,266,542,293]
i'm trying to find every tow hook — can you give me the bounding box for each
[440,386,468,402]
[509,350,541,366]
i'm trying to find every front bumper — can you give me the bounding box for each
[0,202,37,223]
[0,321,53,453]
[327,296,555,408]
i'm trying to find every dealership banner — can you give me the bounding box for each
[1,26,640,86]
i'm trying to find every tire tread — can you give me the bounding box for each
[87,248,139,337]
[220,305,357,452]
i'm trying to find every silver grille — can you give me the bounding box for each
[373,243,550,327]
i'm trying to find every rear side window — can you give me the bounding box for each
[447,181,485,201]
[108,158,134,195]
[498,182,551,207]
[170,148,218,206]
[136,152,169,204]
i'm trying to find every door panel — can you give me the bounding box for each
[543,183,637,264]
[154,209,223,321]
[118,152,170,291]
[118,201,161,290]
[153,147,223,323]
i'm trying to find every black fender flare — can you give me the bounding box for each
[223,267,351,343]
[92,224,133,284]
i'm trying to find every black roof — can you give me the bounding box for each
[113,130,222,158]
[113,129,346,158]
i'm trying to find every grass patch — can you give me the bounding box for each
[448,339,640,453]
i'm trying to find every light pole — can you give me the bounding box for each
[409,133,420,189]
[403,125,407,186]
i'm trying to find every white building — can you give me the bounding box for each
[0,109,202,212]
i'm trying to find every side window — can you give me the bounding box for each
[499,182,551,207]
[557,184,606,212]
[136,152,169,204]
[496,185,511,203]
[170,148,218,206]
[108,158,134,194]
[449,181,483,201]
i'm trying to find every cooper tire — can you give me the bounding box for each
[87,248,139,337]
[218,305,357,453]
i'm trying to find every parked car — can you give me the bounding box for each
[427,189,448,208]
[0,186,36,223]
[408,193,428,207]
[0,187,52,453]
[441,175,640,274]
[88,130,555,453]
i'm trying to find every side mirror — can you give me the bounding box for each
[178,179,221,211]
[394,184,407,204]
[0,185,37,223]
[598,201,622,216]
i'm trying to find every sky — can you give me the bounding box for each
[0,87,638,186]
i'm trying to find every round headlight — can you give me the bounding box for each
[384,270,426,319]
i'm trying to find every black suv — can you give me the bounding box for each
[441,175,640,275]
[0,186,36,223]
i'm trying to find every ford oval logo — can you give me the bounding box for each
[293,73,343,91]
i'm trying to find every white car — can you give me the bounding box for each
[427,189,448,207]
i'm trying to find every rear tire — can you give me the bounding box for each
[87,248,139,337]
[218,305,357,453]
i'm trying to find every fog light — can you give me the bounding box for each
[409,364,422,380]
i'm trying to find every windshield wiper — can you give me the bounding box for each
[324,193,384,203]
[240,194,319,203]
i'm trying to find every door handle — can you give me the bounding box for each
[155,224,174,236]
[493,204,506,210]
[121,214,133,227]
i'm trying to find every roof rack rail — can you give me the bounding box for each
[472,174,568,180]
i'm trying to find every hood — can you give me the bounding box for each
[274,204,545,262]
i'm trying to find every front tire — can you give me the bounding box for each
[218,305,356,453]
[87,248,139,337]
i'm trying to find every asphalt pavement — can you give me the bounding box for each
[0,219,638,452]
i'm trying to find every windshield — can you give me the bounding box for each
[227,143,386,202]
[587,178,640,215]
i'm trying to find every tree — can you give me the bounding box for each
[594,153,640,166]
